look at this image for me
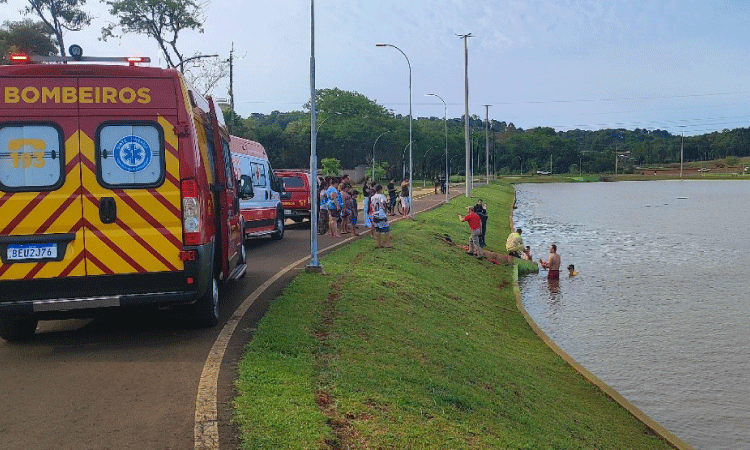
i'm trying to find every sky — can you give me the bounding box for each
[3,0,750,136]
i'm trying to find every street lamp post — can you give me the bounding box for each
[457,33,473,197]
[307,0,321,271]
[426,93,449,203]
[484,104,491,184]
[377,43,413,218]
[316,111,343,132]
[372,130,391,183]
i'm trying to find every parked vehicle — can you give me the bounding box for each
[230,137,285,240]
[0,50,248,340]
[274,170,312,223]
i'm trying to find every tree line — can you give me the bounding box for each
[225,89,750,177]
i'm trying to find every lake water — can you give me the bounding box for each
[513,181,750,450]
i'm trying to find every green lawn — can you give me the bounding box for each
[234,182,675,450]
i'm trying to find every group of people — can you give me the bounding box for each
[505,228,577,279]
[385,178,411,218]
[319,174,359,238]
[318,175,395,248]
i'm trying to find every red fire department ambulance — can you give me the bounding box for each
[230,136,285,240]
[0,50,249,340]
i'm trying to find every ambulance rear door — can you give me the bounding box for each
[77,75,184,278]
[0,76,86,283]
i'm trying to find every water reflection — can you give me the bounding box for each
[515,181,750,450]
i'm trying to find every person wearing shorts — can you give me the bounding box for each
[400,178,410,218]
[387,180,398,215]
[539,244,561,279]
[326,183,341,237]
[370,184,392,248]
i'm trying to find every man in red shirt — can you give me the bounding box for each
[459,206,484,258]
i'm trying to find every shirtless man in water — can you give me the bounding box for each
[539,244,561,279]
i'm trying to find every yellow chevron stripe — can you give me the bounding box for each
[33,231,86,278]
[159,115,178,151]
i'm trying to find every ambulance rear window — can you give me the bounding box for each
[249,162,267,187]
[0,124,65,192]
[279,176,304,188]
[97,122,165,188]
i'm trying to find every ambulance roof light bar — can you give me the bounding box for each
[11,54,151,64]
[7,46,150,66]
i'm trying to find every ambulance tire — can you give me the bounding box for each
[237,241,247,279]
[0,315,38,342]
[271,210,285,240]
[192,272,220,328]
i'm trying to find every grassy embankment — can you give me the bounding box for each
[234,182,674,449]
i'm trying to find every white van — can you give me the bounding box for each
[230,136,285,240]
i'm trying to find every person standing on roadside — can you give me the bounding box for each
[362,185,374,237]
[387,180,397,215]
[371,184,392,248]
[400,178,410,218]
[326,181,341,237]
[539,244,561,279]
[349,187,359,236]
[459,206,484,258]
[339,183,352,234]
[473,199,488,247]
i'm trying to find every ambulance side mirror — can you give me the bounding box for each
[238,175,254,199]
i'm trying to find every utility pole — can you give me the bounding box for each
[680,127,685,178]
[457,33,473,197]
[484,104,490,184]
[229,43,235,113]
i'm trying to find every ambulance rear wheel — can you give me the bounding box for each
[271,212,285,240]
[0,315,38,342]
[193,274,219,328]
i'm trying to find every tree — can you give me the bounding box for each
[183,55,228,96]
[320,158,341,177]
[0,19,57,60]
[3,0,92,56]
[102,0,205,71]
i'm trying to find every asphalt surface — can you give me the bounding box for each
[0,187,459,450]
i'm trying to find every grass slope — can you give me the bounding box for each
[234,182,673,450]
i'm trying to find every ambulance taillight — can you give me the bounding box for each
[127,56,147,66]
[182,179,202,245]
[9,54,30,64]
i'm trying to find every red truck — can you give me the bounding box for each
[274,170,313,224]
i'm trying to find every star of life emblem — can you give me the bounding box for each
[114,136,151,173]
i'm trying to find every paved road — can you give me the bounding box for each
[0,188,459,450]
